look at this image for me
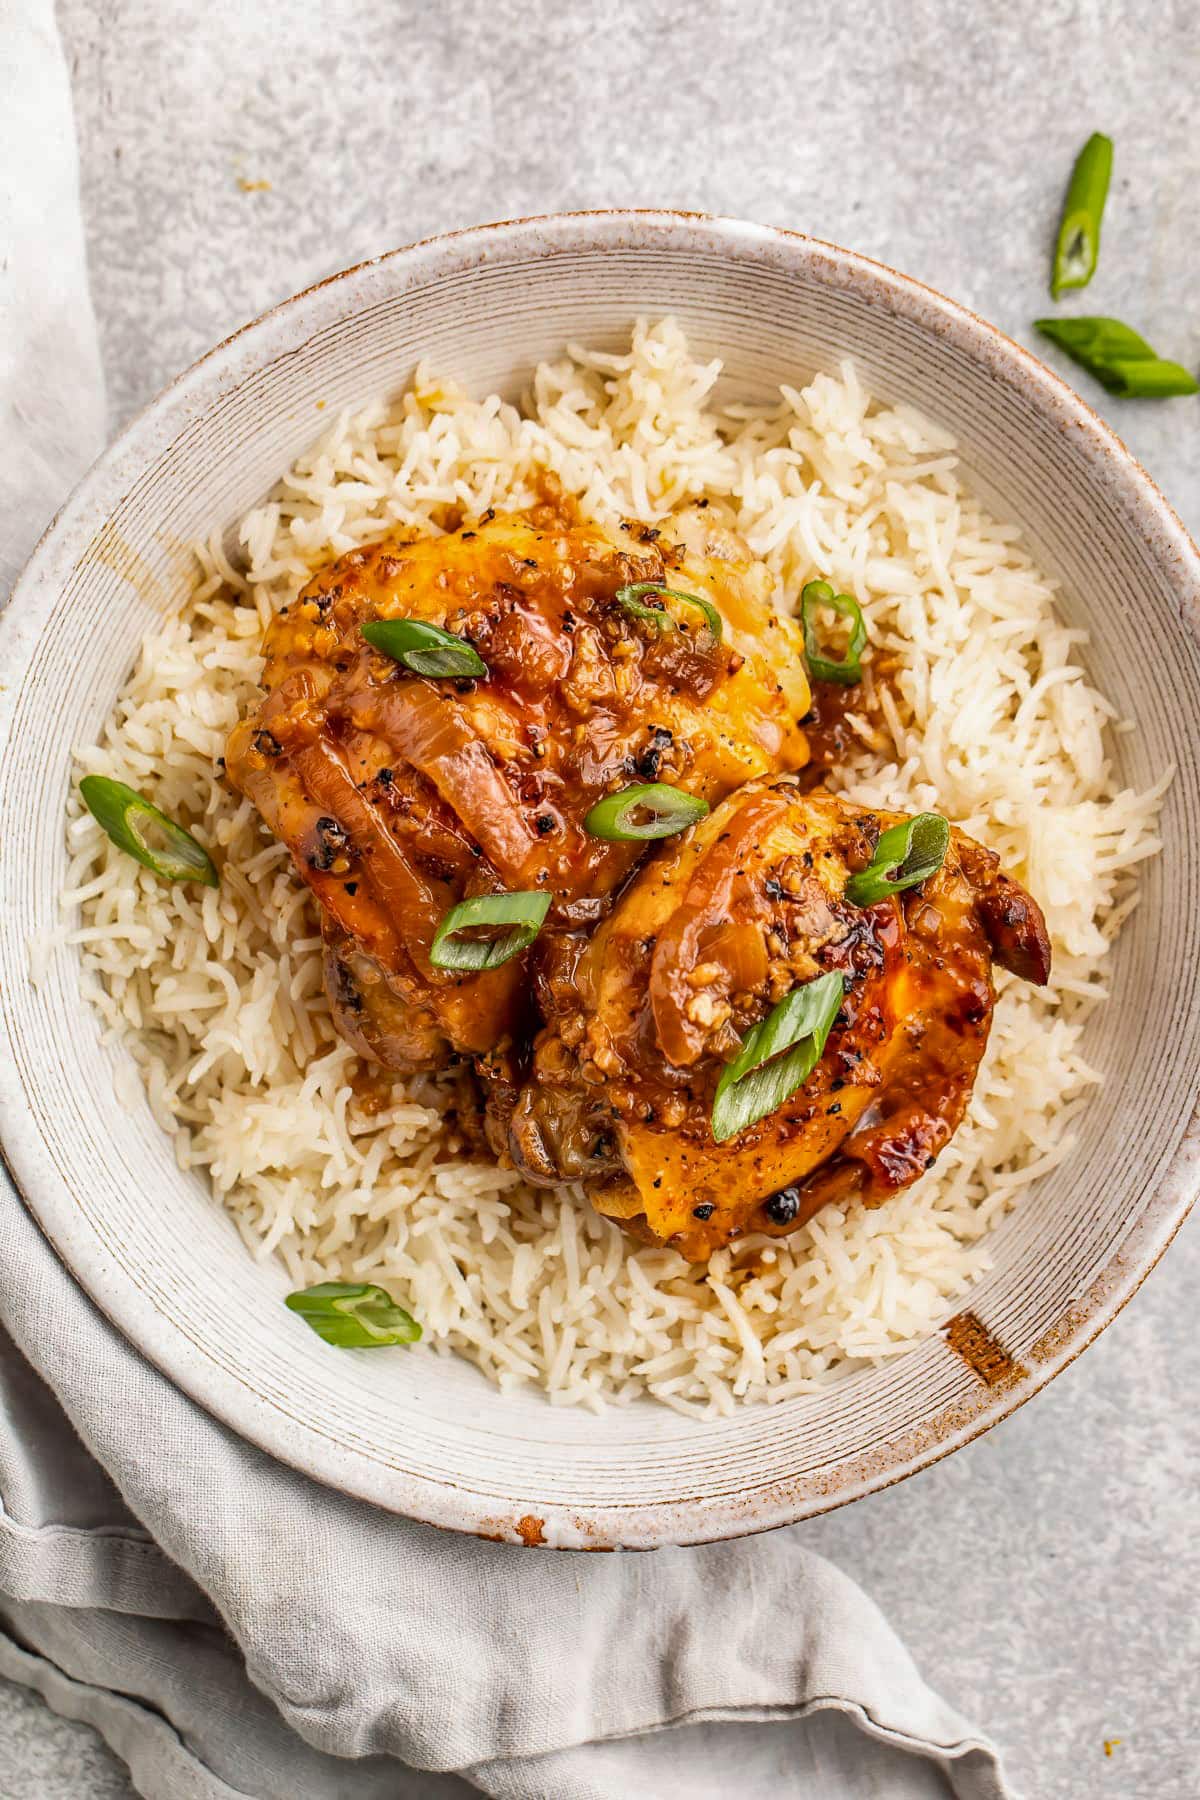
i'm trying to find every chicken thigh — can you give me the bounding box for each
[225,495,811,1072]
[497,778,1051,1260]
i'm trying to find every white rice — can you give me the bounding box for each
[60,320,1167,1416]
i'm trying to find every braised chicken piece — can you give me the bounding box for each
[495,777,1050,1261]
[225,496,811,1072]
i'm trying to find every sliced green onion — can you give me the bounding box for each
[1051,132,1113,298]
[615,582,723,641]
[429,890,551,970]
[845,812,950,906]
[800,580,868,685]
[1034,318,1199,399]
[361,617,487,678]
[584,782,709,841]
[711,971,844,1144]
[78,776,218,886]
[285,1281,421,1348]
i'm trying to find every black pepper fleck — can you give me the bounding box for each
[636,725,674,781]
[764,1186,801,1225]
[308,816,350,872]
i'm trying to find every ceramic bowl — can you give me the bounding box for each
[2,212,1199,1548]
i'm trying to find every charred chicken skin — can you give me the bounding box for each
[225,498,811,1074]
[496,778,1050,1261]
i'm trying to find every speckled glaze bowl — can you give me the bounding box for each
[2,213,1199,1548]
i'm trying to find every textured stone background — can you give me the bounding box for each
[3,1,1198,1794]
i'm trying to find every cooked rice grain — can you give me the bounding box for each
[60,321,1166,1415]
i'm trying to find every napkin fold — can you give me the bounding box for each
[0,4,1010,1794]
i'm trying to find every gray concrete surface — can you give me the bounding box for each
[0,1677,131,1798]
[4,0,1198,1794]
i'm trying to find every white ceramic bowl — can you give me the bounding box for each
[2,213,1199,1549]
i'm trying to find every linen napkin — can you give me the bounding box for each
[0,4,1010,1794]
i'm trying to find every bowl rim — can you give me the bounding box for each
[2,207,1199,1549]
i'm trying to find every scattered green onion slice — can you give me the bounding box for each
[1034,317,1199,399]
[285,1281,421,1348]
[78,776,219,886]
[845,813,951,907]
[800,580,868,685]
[429,890,551,970]
[615,582,723,641]
[361,617,488,678]
[1051,132,1113,298]
[584,782,709,841]
[711,971,845,1144]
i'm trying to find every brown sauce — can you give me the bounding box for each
[801,661,895,776]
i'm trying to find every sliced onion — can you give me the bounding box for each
[648,787,792,1067]
[341,683,537,881]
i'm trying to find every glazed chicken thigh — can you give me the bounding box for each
[225,496,811,1073]
[497,778,1051,1260]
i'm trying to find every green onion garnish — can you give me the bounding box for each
[1050,132,1113,299]
[361,617,487,678]
[615,582,723,641]
[584,782,709,841]
[844,813,950,907]
[78,776,219,886]
[429,890,551,970]
[711,971,844,1144]
[285,1281,421,1348]
[1034,318,1199,399]
[800,580,868,685]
